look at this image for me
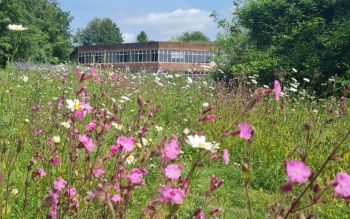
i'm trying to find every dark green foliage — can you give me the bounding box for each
[215,0,350,93]
[74,18,123,46]
[136,30,149,43]
[173,31,211,44]
[0,0,72,65]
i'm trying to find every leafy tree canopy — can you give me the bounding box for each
[0,0,72,65]
[214,0,350,93]
[75,18,123,46]
[173,31,211,44]
[136,31,148,43]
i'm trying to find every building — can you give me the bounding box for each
[72,41,216,72]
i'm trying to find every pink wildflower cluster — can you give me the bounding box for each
[78,135,95,153]
[335,172,350,200]
[49,177,67,219]
[159,187,186,205]
[164,164,183,180]
[286,160,312,184]
[239,122,254,140]
[162,136,181,161]
[128,168,148,184]
[117,136,136,152]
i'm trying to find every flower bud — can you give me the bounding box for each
[304,123,312,131]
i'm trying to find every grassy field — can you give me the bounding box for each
[0,67,349,218]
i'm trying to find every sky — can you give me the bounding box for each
[58,0,233,43]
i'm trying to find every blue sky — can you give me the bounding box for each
[58,0,233,42]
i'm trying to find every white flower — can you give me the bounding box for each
[21,75,28,82]
[303,78,310,83]
[209,61,217,67]
[60,122,71,128]
[292,68,298,73]
[202,102,209,108]
[125,155,135,165]
[141,138,149,146]
[155,125,163,132]
[312,110,318,113]
[111,122,123,130]
[185,134,219,152]
[121,96,131,101]
[183,128,190,135]
[187,77,193,84]
[291,77,298,83]
[251,79,258,85]
[263,85,270,89]
[289,87,298,93]
[66,99,82,111]
[290,83,299,89]
[52,136,61,144]
[11,188,19,195]
[7,24,27,31]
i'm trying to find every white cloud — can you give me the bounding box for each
[121,9,215,40]
[122,33,136,43]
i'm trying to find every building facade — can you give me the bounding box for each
[73,41,216,72]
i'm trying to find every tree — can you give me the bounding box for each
[173,31,211,43]
[0,0,72,65]
[214,0,350,92]
[76,18,123,46]
[136,31,148,43]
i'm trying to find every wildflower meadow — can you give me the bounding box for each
[0,67,349,219]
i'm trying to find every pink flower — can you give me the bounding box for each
[171,188,186,204]
[85,122,97,131]
[117,136,135,152]
[160,187,172,203]
[93,168,106,178]
[49,190,59,206]
[128,168,147,184]
[163,136,181,161]
[286,160,312,184]
[274,80,281,101]
[54,177,67,192]
[110,145,120,154]
[195,208,206,219]
[75,109,86,120]
[159,187,186,205]
[50,210,58,219]
[223,149,230,165]
[239,122,253,140]
[78,135,95,153]
[111,194,122,203]
[207,114,216,123]
[91,68,101,82]
[68,187,77,198]
[38,168,46,177]
[51,157,61,166]
[335,172,350,199]
[164,164,183,180]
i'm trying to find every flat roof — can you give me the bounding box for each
[77,41,214,52]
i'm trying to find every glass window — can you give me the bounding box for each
[138,50,143,62]
[142,50,147,62]
[124,51,129,62]
[145,50,150,62]
[167,50,171,62]
[155,50,158,62]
